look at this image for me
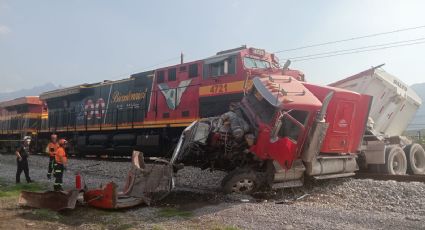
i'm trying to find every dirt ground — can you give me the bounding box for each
[1,154,425,229]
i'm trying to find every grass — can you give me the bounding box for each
[29,208,62,221]
[157,207,193,218]
[0,181,45,198]
[152,225,166,230]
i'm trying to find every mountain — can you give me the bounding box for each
[408,83,425,131]
[0,83,59,101]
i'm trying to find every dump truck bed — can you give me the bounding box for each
[330,67,422,137]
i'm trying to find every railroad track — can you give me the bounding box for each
[354,172,425,183]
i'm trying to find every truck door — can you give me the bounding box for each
[326,101,355,152]
[268,110,308,168]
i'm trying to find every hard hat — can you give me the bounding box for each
[58,139,68,145]
[23,136,31,142]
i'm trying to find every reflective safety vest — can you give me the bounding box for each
[47,142,59,157]
[55,147,67,165]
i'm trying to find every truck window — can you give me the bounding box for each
[245,87,276,123]
[278,110,308,141]
[203,55,236,79]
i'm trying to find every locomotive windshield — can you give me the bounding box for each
[243,57,271,69]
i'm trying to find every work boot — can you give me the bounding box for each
[47,174,51,180]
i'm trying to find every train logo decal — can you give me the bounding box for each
[111,90,147,103]
[338,119,348,128]
[84,99,95,120]
[95,98,106,119]
[158,79,192,110]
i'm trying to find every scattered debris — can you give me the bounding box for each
[18,190,79,211]
[295,193,310,201]
[83,151,173,209]
[275,193,310,205]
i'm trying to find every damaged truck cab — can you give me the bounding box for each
[171,75,372,194]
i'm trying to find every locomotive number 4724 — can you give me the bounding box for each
[209,83,228,94]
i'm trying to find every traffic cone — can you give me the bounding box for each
[75,172,82,190]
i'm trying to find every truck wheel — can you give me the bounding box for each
[383,146,407,175]
[405,144,425,175]
[221,169,259,195]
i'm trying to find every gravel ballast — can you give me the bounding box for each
[1,153,424,229]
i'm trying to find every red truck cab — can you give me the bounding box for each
[245,76,322,168]
[244,75,371,173]
[170,74,372,194]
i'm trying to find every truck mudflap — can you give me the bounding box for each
[84,150,173,209]
[18,190,79,211]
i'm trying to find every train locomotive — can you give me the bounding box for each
[1,46,304,156]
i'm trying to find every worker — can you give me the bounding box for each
[54,139,68,191]
[15,136,33,184]
[46,134,59,179]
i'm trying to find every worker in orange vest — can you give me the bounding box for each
[46,134,59,179]
[54,139,68,191]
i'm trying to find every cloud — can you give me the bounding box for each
[0,25,10,35]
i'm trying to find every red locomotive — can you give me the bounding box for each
[0,46,304,156]
[0,96,45,152]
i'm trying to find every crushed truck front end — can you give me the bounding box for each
[171,74,372,194]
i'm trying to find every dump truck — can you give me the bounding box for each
[170,75,372,193]
[330,65,425,175]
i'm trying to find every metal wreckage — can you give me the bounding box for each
[19,151,173,210]
[18,69,424,210]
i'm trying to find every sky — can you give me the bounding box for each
[0,0,425,92]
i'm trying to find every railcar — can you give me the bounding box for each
[37,46,303,156]
[0,96,45,153]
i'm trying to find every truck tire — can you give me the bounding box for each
[405,143,425,175]
[221,168,259,195]
[383,146,407,175]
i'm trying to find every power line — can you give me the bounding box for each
[274,25,425,53]
[283,41,425,62]
[279,37,425,60]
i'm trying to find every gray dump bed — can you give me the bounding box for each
[330,66,422,137]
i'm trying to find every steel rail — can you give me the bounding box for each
[354,172,425,183]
